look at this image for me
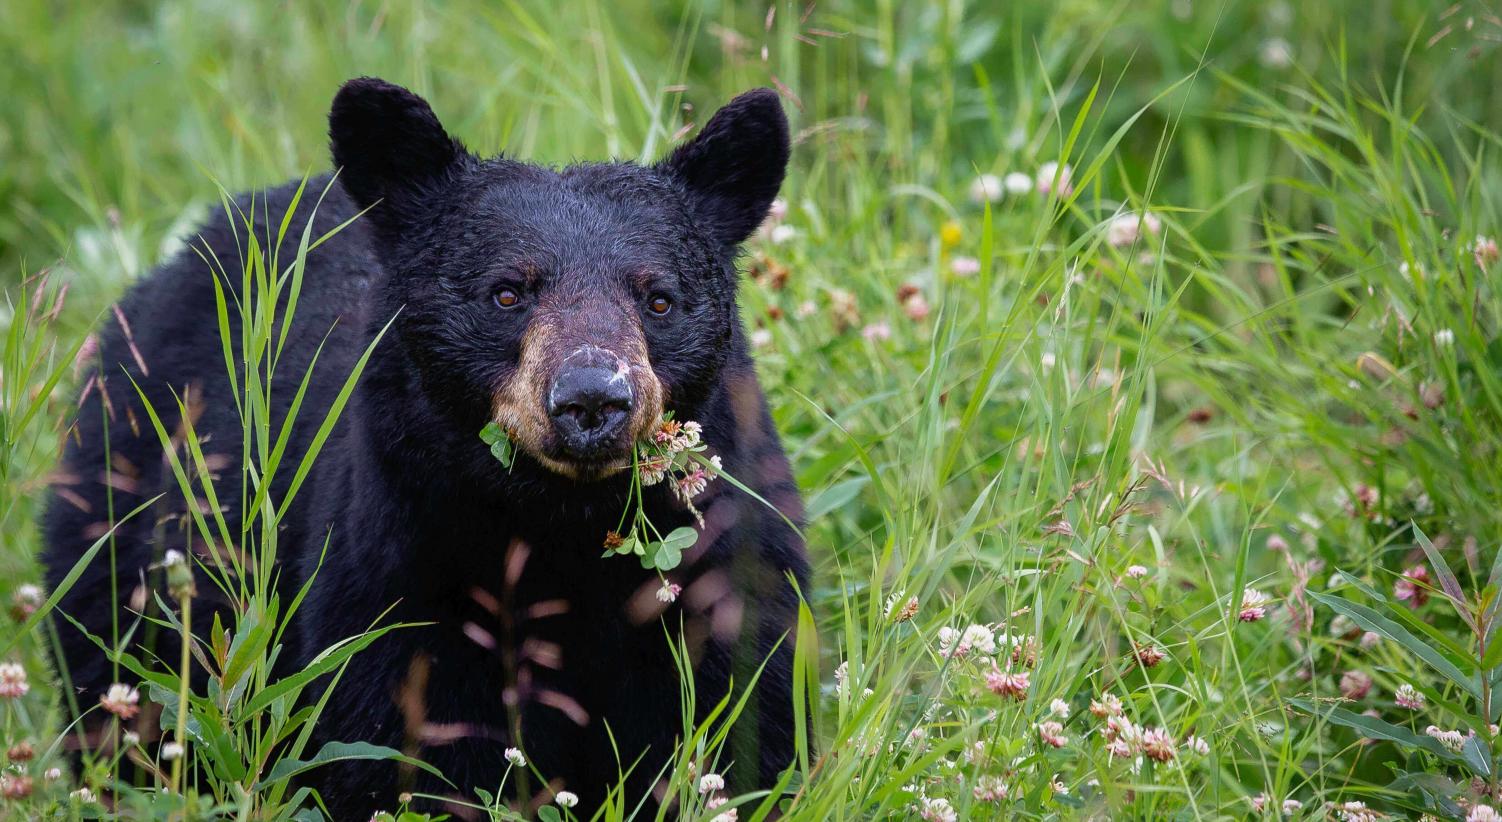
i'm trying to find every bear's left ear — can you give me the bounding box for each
[329,77,467,235]
[659,88,790,249]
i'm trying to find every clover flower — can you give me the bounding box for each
[505,747,526,767]
[972,774,1008,801]
[1335,800,1380,822]
[950,256,981,277]
[886,593,920,623]
[985,667,1029,700]
[1135,644,1166,668]
[0,663,29,699]
[699,773,726,794]
[1089,693,1124,718]
[1184,735,1210,756]
[8,584,42,622]
[0,775,32,799]
[1394,683,1426,710]
[674,464,711,503]
[1125,564,1149,579]
[1140,727,1177,762]
[1049,698,1071,718]
[1394,566,1430,607]
[969,174,1003,204]
[555,790,579,808]
[1469,805,1501,822]
[639,455,671,486]
[1036,162,1073,197]
[101,683,140,719]
[1425,725,1466,753]
[1004,172,1032,195]
[1475,236,1500,270]
[1037,721,1068,748]
[1237,588,1271,622]
[161,741,184,760]
[655,582,682,604]
[1105,211,1162,248]
[1339,670,1372,701]
[919,796,957,822]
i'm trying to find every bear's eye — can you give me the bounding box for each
[647,295,673,316]
[494,288,522,309]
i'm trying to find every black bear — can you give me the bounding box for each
[44,77,809,818]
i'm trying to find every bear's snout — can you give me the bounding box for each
[548,363,633,455]
[546,346,635,458]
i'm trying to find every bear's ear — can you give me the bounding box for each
[329,77,466,229]
[659,88,790,248]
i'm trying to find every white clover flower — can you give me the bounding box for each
[1105,211,1162,248]
[960,623,997,656]
[1394,683,1426,710]
[555,790,579,808]
[1049,698,1071,718]
[101,682,140,719]
[769,225,796,245]
[950,256,981,277]
[699,773,726,794]
[1425,725,1466,753]
[655,582,682,604]
[0,663,29,699]
[918,796,957,822]
[1259,37,1293,69]
[1435,328,1455,346]
[1036,162,1073,197]
[1125,564,1149,579]
[1003,172,1033,195]
[1237,588,1271,622]
[969,174,1003,204]
[1037,720,1068,748]
[505,747,526,767]
[161,741,185,761]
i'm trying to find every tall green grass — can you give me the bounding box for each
[4,0,1502,819]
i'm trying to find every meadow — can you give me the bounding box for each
[4,0,1502,818]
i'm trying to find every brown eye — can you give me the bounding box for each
[494,288,521,309]
[648,295,673,315]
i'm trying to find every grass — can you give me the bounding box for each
[4,0,1502,818]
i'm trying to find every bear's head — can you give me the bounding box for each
[329,78,788,481]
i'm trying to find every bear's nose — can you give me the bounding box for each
[548,365,634,455]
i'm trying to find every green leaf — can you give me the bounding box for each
[804,477,868,522]
[537,806,562,822]
[478,421,506,444]
[480,422,515,467]
[1309,591,1480,699]
[240,623,412,716]
[659,526,698,554]
[253,740,449,790]
[1463,733,1493,777]
[1288,698,1460,762]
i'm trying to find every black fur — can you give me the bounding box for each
[43,78,808,818]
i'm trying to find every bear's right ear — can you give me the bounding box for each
[329,77,466,230]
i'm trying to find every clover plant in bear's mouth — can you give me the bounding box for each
[478,415,719,573]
